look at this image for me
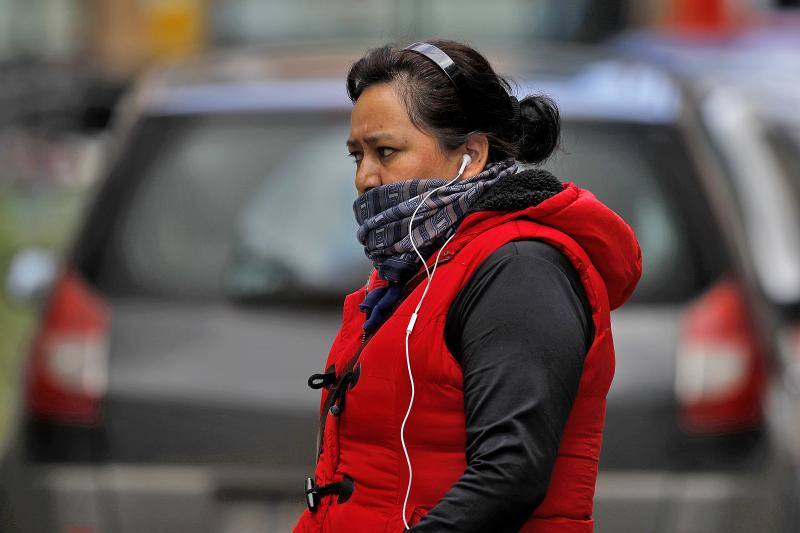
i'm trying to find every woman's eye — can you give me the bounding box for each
[378,147,396,158]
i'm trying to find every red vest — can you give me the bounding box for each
[294,182,642,533]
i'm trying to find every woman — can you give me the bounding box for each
[293,39,642,533]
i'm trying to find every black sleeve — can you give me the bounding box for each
[407,240,593,533]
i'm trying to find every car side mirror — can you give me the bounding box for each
[5,247,58,306]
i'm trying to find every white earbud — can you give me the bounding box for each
[459,153,472,174]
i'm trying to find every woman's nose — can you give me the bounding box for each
[355,159,381,194]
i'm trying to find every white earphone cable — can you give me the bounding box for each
[406,156,469,280]
[401,155,469,530]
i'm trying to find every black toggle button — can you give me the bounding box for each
[308,365,337,389]
[304,475,355,511]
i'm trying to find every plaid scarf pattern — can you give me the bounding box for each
[353,158,518,285]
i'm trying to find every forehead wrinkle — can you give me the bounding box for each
[346,132,400,147]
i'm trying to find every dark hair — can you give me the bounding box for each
[346,39,560,165]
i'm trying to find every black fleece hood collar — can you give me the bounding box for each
[469,167,565,213]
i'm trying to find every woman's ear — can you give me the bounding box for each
[462,134,489,179]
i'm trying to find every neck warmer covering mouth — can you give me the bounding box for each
[353,158,518,332]
[353,158,518,285]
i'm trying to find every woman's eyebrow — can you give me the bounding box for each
[346,132,398,147]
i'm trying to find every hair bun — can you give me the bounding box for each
[517,94,560,165]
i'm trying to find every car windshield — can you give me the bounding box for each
[95,112,708,304]
[764,123,800,200]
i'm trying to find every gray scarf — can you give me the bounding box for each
[353,158,518,285]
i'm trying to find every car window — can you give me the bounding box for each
[543,121,703,303]
[764,123,800,200]
[226,121,369,299]
[98,113,368,300]
[95,114,709,304]
[700,91,800,304]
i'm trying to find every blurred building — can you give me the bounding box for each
[90,0,208,78]
[0,0,795,133]
[0,0,81,61]
[0,0,795,82]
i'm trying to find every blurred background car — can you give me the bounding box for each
[2,1,800,532]
[614,20,800,529]
[697,78,800,532]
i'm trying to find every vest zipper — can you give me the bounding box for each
[315,299,374,463]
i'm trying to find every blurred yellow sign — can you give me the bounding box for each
[142,0,205,61]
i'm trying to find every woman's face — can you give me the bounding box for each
[347,83,465,196]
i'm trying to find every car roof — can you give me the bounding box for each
[613,25,800,125]
[129,45,683,124]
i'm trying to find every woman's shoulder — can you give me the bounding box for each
[469,239,583,294]
[444,238,594,362]
[491,239,570,267]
